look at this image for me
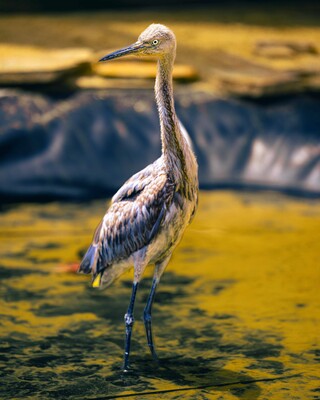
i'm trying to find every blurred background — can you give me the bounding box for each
[0,1,320,199]
[1,1,319,399]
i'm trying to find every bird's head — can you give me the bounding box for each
[99,24,176,62]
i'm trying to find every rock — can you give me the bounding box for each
[0,44,92,85]
[0,89,319,201]
[254,40,318,58]
[74,76,154,90]
[93,60,199,82]
[1,11,320,97]
[207,50,320,97]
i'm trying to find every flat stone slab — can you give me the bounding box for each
[206,49,320,97]
[253,40,318,58]
[0,12,320,97]
[0,44,92,84]
[73,60,199,90]
[93,59,199,81]
[74,76,154,90]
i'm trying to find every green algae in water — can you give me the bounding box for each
[0,191,319,399]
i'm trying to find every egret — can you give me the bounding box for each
[78,23,198,371]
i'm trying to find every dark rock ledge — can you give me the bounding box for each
[0,89,319,201]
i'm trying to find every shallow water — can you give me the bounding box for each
[1,191,319,399]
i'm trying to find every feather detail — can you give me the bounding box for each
[78,164,176,285]
[78,244,97,274]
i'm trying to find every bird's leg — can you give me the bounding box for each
[123,281,139,372]
[143,256,171,361]
[123,252,148,372]
[143,277,159,360]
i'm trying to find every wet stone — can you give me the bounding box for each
[0,192,319,398]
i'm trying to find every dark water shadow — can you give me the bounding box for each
[0,268,293,399]
[99,355,299,399]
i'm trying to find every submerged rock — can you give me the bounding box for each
[0,89,319,201]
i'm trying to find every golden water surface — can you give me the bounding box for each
[1,191,319,399]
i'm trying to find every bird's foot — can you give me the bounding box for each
[123,351,132,373]
[148,345,159,363]
[123,366,131,373]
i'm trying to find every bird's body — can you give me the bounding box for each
[78,23,198,370]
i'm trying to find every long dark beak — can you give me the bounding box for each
[99,42,145,62]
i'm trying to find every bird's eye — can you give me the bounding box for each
[152,39,159,46]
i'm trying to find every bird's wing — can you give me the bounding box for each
[79,166,175,276]
[111,160,160,204]
[101,172,174,263]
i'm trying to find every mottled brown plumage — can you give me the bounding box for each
[78,24,198,371]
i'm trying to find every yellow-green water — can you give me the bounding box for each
[0,191,319,399]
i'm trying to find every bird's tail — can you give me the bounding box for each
[78,244,106,288]
[78,244,97,274]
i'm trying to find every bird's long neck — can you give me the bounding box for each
[155,53,197,187]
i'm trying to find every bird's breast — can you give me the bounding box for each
[147,193,196,264]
